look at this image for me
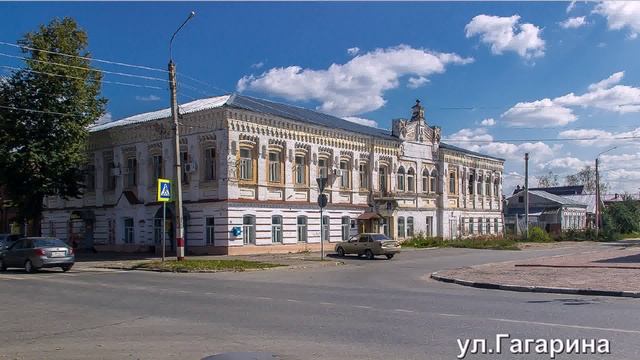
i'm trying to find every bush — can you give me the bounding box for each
[402,233,518,250]
[526,226,552,242]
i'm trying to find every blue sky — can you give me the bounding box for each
[1,1,639,194]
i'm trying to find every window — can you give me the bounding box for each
[397,167,405,192]
[426,216,433,237]
[407,168,415,192]
[242,215,255,245]
[294,155,306,185]
[322,216,330,241]
[297,216,308,243]
[494,218,499,234]
[479,218,484,234]
[449,171,456,194]
[468,218,474,234]
[271,215,283,243]
[205,217,215,245]
[485,218,491,234]
[340,160,350,188]
[268,150,282,183]
[123,218,134,244]
[430,170,437,193]
[85,164,96,192]
[359,234,370,243]
[341,216,350,241]
[476,175,482,195]
[494,178,500,198]
[485,175,491,196]
[181,150,189,185]
[204,148,216,181]
[422,169,429,193]
[239,148,253,181]
[152,155,163,183]
[318,158,328,179]
[379,166,388,192]
[359,163,369,189]
[468,172,475,195]
[518,196,524,203]
[153,218,167,244]
[105,159,116,191]
[407,217,414,237]
[125,157,137,188]
[397,216,405,238]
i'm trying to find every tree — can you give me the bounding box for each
[565,166,608,194]
[537,171,559,187]
[0,17,106,228]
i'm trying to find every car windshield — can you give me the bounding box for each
[33,239,68,248]
[371,234,391,241]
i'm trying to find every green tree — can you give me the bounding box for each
[0,17,106,227]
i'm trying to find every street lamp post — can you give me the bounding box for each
[168,11,195,261]
[595,146,616,239]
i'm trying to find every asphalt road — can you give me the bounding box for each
[1,246,639,360]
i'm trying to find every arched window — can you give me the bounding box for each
[494,177,500,198]
[322,215,330,241]
[268,148,283,183]
[422,169,429,193]
[271,215,283,243]
[239,146,255,181]
[294,153,307,186]
[318,157,329,179]
[341,216,350,241]
[407,168,415,192]
[407,217,414,237]
[397,216,405,238]
[297,216,308,243]
[449,170,457,194]
[359,162,369,189]
[430,169,437,193]
[242,215,255,245]
[485,175,491,196]
[468,171,475,195]
[476,173,483,195]
[397,167,406,192]
[379,165,388,192]
[339,159,350,189]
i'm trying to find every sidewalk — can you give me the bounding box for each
[431,243,640,298]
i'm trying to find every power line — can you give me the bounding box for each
[0,104,86,117]
[0,52,168,83]
[1,64,165,90]
[444,135,640,143]
[0,41,168,73]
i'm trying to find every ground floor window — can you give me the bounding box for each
[485,218,491,234]
[426,216,433,237]
[479,218,484,234]
[205,217,215,245]
[341,216,350,241]
[398,216,405,238]
[123,218,134,244]
[468,218,474,234]
[297,216,308,242]
[407,216,414,237]
[322,216,330,242]
[153,218,163,244]
[494,218,499,234]
[272,215,283,243]
[243,215,255,245]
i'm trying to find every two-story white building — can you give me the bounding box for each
[41,94,504,255]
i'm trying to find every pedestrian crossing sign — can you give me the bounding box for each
[157,178,172,202]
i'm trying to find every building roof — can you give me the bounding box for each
[528,185,584,196]
[89,93,501,161]
[510,190,586,207]
[563,194,596,213]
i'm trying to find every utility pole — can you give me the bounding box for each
[168,11,195,261]
[524,153,529,240]
[595,157,600,239]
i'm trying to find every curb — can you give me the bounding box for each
[430,272,640,298]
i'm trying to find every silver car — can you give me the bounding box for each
[0,234,21,250]
[0,237,75,273]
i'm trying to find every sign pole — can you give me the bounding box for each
[162,202,166,262]
[320,206,324,260]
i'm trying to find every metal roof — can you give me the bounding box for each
[510,190,586,207]
[439,142,505,162]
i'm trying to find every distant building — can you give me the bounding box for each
[504,190,587,235]
[41,95,504,254]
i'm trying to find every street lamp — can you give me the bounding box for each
[168,11,195,261]
[595,146,616,239]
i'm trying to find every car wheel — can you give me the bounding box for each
[365,249,375,260]
[61,265,73,272]
[336,247,345,257]
[0,259,6,272]
[24,260,37,274]
[385,254,394,260]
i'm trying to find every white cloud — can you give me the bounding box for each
[559,16,587,29]
[343,116,378,128]
[407,76,429,89]
[447,127,494,143]
[567,0,577,13]
[594,1,640,39]
[502,72,640,127]
[251,62,264,69]
[237,44,473,116]
[587,71,624,91]
[135,94,160,102]
[347,47,360,56]
[559,127,640,146]
[539,157,591,172]
[465,14,545,59]
[94,112,112,125]
[480,118,496,126]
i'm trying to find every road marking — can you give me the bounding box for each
[438,313,463,317]
[286,299,301,303]
[488,318,640,335]
[393,309,414,313]
[319,302,336,306]
[353,305,373,309]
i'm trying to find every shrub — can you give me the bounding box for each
[402,233,518,250]
[526,226,552,242]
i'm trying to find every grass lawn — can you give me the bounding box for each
[402,236,520,250]
[134,259,284,272]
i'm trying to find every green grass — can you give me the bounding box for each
[134,259,284,272]
[401,235,519,250]
[621,232,640,239]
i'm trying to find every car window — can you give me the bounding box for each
[23,239,34,248]
[371,234,390,241]
[358,235,370,243]
[34,239,67,247]
[9,240,24,250]
[349,235,359,243]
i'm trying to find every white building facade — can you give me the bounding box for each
[41,94,504,255]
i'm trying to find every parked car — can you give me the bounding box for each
[0,237,75,273]
[0,234,21,250]
[334,233,400,260]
